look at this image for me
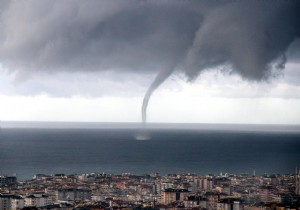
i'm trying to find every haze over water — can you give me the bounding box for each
[0,122,299,180]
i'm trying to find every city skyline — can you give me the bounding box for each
[1,170,300,209]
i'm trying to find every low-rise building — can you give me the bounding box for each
[56,188,91,201]
[25,194,49,207]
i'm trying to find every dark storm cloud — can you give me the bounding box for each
[185,1,300,81]
[0,0,299,121]
[0,0,204,72]
[1,0,299,76]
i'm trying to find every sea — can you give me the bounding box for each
[0,121,300,180]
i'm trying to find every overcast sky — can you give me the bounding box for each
[0,0,299,124]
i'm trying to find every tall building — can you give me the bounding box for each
[0,176,17,187]
[162,188,189,205]
[296,166,300,195]
[217,199,240,210]
[0,194,11,210]
[0,194,24,210]
[11,195,25,210]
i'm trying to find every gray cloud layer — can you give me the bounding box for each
[0,1,203,73]
[2,1,298,75]
[0,0,299,121]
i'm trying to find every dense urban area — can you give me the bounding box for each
[1,170,300,210]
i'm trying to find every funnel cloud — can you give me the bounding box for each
[142,62,176,123]
[0,0,299,122]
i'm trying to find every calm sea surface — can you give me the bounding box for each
[0,122,299,180]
